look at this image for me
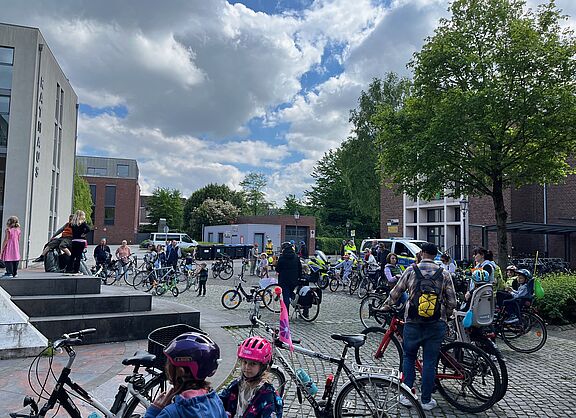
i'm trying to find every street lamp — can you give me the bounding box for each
[346,220,351,238]
[294,211,300,243]
[459,198,469,262]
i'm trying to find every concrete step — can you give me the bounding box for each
[0,274,100,296]
[10,286,152,317]
[30,297,200,344]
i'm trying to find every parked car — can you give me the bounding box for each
[149,233,198,249]
[359,238,441,268]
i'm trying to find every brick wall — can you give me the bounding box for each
[86,176,140,245]
[380,186,403,238]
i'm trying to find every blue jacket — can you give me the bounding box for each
[144,390,227,418]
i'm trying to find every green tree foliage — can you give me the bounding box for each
[374,0,576,266]
[240,172,270,216]
[73,169,93,225]
[183,183,245,233]
[148,187,184,230]
[189,198,239,240]
[278,194,313,216]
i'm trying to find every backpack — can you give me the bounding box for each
[408,265,445,322]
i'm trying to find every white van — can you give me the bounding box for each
[359,238,441,268]
[149,233,198,249]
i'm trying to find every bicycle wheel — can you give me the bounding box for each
[122,373,168,418]
[298,293,320,322]
[257,288,274,309]
[131,270,148,289]
[171,286,179,297]
[348,274,359,295]
[221,290,242,309]
[155,283,167,296]
[329,277,340,292]
[501,311,547,353]
[269,365,286,399]
[220,265,234,280]
[263,284,281,313]
[142,272,157,293]
[436,341,501,413]
[317,273,329,289]
[358,327,403,372]
[470,333,508,402]
[174,272,190,294]
[334,375,425,418]
[359,294,388,329]
[357,280,370,299]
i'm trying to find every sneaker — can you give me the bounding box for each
[504,316,519,324]
[399,395,414,407]
[421,398,437,411]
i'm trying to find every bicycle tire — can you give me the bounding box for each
[155,283,167,296]
[220,265,234,280]
[359,294,388,329]
[334,375,425,418]
[122,373,167,418]
[357,280,370,299]
[329,277,340,292]
[171,286,179,297]
[348,274,359,294]
[500,311,547,353]
[470,334,508,402]
[317,273,329,289]
[358,327,403,372]
[221,289,242,309]
[141,272,157,293]
[299,293,320,322]
[132,270,148,289]
[269,365,286,399]
[263,284,281,314]
[436,341,501,413]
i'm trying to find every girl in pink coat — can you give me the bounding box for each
[1,216,21,278]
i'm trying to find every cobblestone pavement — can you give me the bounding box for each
[114,261,576,417]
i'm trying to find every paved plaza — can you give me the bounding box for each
[1,255,576,417]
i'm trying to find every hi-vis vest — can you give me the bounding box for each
[265,242,274,255]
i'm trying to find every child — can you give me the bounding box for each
[219,336,283,418]
[1,216,21,278]
[333,252,354,284]
[500,268,531,324]
[258,253,269,279]
[145,332,226,418]
[197,262,208,297]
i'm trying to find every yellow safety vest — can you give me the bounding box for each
[265,243,274,255]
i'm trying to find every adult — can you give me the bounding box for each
[94,238,111,268]
[376,242,391,284]
[67,210,90,274]
[265,239,274,257]
[339,240,347,257]
[439,253,457,274]
[165,240,180,268]
[275,241,302,314]
[298,241,308,259]
[344,239,357,256]
[115,240,132,278]
[466,247,495,302]
[34,214,73,262]
[383,242,457,411]
[1,216,21,278]
[384,253,403,285]
[249,243,259,276]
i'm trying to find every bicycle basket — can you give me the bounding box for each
[147,324,204,369]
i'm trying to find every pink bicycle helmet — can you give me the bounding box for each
[237,336,273,364]
[164,332,220,380]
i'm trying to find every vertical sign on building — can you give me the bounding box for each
[35,76,43,177]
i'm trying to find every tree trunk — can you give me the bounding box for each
[492,179,509,268]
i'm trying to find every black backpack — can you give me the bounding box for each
[407,265,445,322]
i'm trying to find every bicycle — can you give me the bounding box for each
[137,266,182,296]
[211,253,234,280]
[249,315,426,417]
[262,280,322,322]
[221,262,272,310]
[490,304,547,353]
[358,306,502,413]
[358,287,391,329]
[10,328,166,418]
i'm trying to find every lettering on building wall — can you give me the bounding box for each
[34,76,44,178]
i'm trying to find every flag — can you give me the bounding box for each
[275,286,294,352]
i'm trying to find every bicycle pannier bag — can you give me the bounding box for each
[408,266,444,322]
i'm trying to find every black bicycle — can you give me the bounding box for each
[10,328,166,418]
[211,253,234,280]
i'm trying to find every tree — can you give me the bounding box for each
[183,183,245,233]
[73,169,93,225]
[147,187,184,230]
[374,0,576,266]
[189,199,239,240]
[279,194,309,216]
[240,172,269,216]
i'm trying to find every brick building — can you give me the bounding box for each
[380,177,576,264]
[76,156,140,244]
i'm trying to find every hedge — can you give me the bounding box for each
[315,237,346,255]
[535,273,576,325]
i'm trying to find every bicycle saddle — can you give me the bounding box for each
[330,334,366,348]
[122,350,157,367]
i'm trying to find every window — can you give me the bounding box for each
[218,232,224,243]
[182,235,193,243]
[0,47,13,65]
[427,226,444,249]
[104,185,116,225]
[394,242,410,257]
[87,167,108,176]
[427,208,444,223]
[0,95,8,147]
[117,164,129,177]
[55,84,60,120]
[454,207,461,222]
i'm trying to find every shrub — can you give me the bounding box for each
[535,273,576,325]
[315,237,345,255]
[139,239,151,249]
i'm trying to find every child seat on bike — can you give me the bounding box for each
[454,284,494,343]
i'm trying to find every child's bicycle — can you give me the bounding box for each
[9,328,167,418]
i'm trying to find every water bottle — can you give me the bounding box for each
[296,368,318,397]
[87,413,102,418]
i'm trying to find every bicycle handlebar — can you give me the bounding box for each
[65,328,96,339]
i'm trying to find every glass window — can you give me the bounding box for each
[89,185,96,204]
[0,113,8,147]
[0,47,14,65]
[427,208,444,222]
[182,235,193,243]
[0,96,9,113]
[394,242,410,257]
[87,167,108,176]
[104,185,116,206]
[427,226,444,249]
[454,207,461,222]
[116,164,129,177]
[55,84,60,120]
[0,66,13,90]
[104,207,115,225]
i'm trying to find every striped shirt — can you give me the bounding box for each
[385,259,457,323]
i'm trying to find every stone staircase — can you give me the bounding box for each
[0,272,200,344]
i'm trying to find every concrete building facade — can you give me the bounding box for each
[0,23,78,263]
[76,156,140,245]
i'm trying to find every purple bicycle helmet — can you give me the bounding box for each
[164,332,220,380]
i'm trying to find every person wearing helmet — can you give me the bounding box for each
[298,240,308,259]
[145,332,226,418]
[499,268,532,324]
[505,265,519,290]
[219,336,283,418]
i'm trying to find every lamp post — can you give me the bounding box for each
[346,220,351,238]
[294,211,300,243]
[459,198,469,263]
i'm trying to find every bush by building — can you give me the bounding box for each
[536,273,576,325]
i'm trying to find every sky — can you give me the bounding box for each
[1,0,575,204]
